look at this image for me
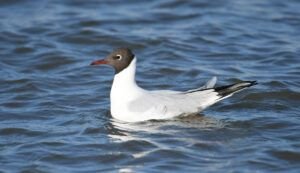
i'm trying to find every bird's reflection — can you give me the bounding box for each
[104,113,226,172]
[106,113,226,142]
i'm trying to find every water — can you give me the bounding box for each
[1,0,300,172]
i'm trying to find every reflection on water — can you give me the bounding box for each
[107,115,228,172]
[109,114,225,137]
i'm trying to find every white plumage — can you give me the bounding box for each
[111,58,232,122]
[91,48,256,122]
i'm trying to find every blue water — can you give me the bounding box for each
[0,0,300,172]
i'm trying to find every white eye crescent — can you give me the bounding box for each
[115,54,122,60]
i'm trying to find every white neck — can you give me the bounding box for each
[110,58,143,103]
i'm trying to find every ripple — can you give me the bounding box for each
[0,0,300,172]
[269,150,300,163]
[0,128,44,137]
[243,90,300,101]
[32,52,77,72]
[13,46,35,54]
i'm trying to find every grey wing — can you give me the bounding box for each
[128,89,220,117]
[127,79,256,118]
[186,76,217,92]
[205,76,217,88]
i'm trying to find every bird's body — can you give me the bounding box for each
[110,58,221,122]
[91,48,256,122]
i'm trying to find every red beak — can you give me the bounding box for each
[90,59,107,65]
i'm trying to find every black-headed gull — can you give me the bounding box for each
[91,48,257,122]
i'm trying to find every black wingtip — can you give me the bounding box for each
[215,80,257,97]
[245,80,258,86]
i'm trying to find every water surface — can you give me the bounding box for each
[0,0,300,172]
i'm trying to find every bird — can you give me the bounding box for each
[91,48,257,122]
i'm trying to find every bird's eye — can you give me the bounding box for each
[113,54,122,60]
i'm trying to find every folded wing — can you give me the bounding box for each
[128,80,257,119]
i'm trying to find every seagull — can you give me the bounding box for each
[91,48,257,122]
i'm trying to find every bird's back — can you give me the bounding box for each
[126,88,219,120]
[125,81,257,122]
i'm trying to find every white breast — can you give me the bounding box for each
[110,58,146,121]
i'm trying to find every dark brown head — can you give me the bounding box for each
[90,48,135,74]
